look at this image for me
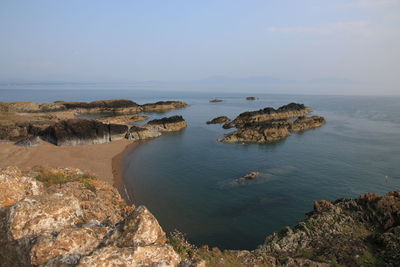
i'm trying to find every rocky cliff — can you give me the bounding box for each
[0,167,181,267]
[1,167,399,266]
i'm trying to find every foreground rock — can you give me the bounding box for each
[256,191,400,266]
[0,167,180,267]
[206,116,230,124]
[43,118,129,145]
[146,115,188,132]
[223,103,312,129]
[220,116,326,144]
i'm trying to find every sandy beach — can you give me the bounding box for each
[0,139,136,186]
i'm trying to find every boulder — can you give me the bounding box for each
[125,125,161,141]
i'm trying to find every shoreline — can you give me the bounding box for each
[0,139,136,189]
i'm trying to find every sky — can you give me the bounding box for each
[0,0,399,95]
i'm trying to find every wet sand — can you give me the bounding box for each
[0,139,136,186]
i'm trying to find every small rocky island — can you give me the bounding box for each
[246,96,257,100]
[220,103,326,144]
[209,99,223,103]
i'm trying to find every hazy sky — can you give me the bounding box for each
[0,0,399,94]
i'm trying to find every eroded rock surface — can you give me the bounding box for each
[146,115,188,132]
[223,103,312,129]
[206,116,230,124]
[0,167,180,267]
[43,118,129,145]
[220,116,326,144]
[125,125,161,141]
[141,101,188,112]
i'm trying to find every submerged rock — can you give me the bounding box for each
[209,99,223,103]
[233,171,262,184]
[146,115,187,132]
[246,97,257,100]
[206,116,230,124]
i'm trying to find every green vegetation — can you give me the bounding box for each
[34,167,97,191]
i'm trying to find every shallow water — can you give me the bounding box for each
[2,89,400,250]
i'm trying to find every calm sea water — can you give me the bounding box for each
[2,89,400,250]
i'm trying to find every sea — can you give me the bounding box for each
[2,88,400,250]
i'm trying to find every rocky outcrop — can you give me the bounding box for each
[220,116,326,144]
[291,116,327,132]
[246,97,257,100]
[0,167,180,267]
[96,115,149,124]
[223,103,312,129]
[206,116,230,125]
[43,119,129,146]
[125,125,161,141]
[1,99,188,115]
[256,191,400,266]
[209,99,223,103]
[220,120,293,143]
[146,115,188,132]
[141,101,188,113]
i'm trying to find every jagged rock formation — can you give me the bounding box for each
[206,116,230,124]
[209,99,223,103]
[255,191,400,266]
[223,103,312,129]
[125,126,161,141]
[220,116,326,144]
[0,167,181,267]
[146,115,188,132]
[43,119,129,146]
[246,97,257,100]
[141,101,188,113]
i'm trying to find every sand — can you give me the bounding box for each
[0,139,136,185]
